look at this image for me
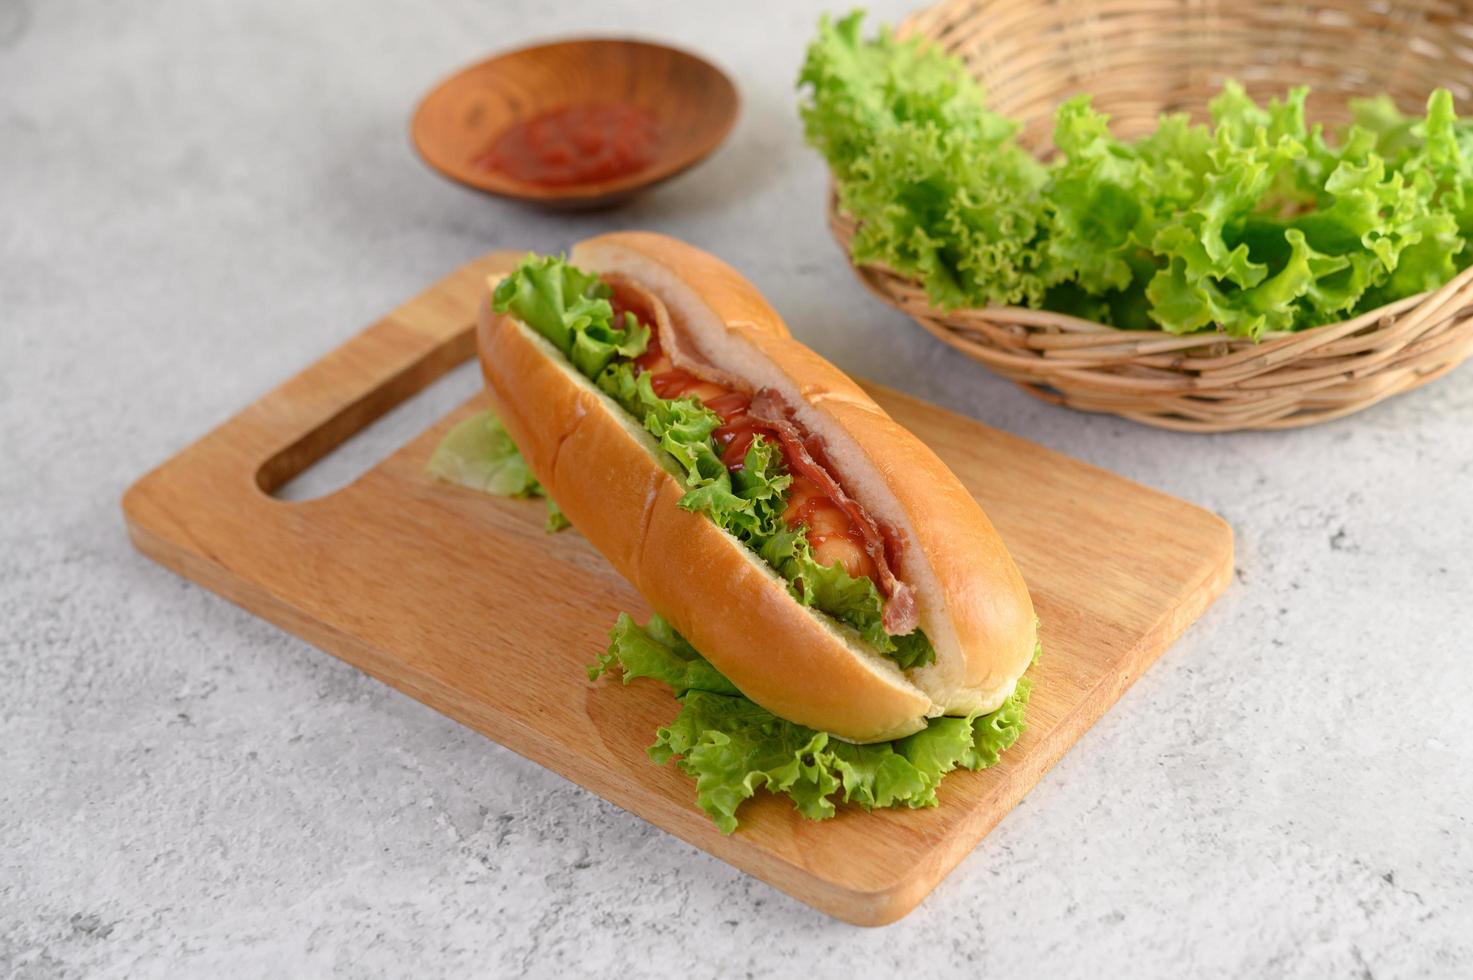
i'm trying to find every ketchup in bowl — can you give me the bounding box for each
[470,104,662,187]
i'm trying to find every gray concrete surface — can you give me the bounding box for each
[3,0,1471,976]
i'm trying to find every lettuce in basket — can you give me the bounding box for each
[799,10,1052,311]
[800,11,1473,338]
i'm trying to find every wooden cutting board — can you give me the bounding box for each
[123,252,1232,926]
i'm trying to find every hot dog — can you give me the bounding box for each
[477,232,1036,743]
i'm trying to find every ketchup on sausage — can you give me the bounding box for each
[609,283,877,582]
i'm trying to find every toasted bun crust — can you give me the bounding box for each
[478,233,1036,739]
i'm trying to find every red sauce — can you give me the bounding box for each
[621,306,876,582]
[470,104,661,187]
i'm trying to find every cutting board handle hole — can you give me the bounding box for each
[261,330,480,501]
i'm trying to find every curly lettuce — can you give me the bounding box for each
[760,528,931,669]
[590,613,1034,834]
[800,12,1473,338]
[491,253,651,374]
[596,363,793,542]
[799,11,1052,310]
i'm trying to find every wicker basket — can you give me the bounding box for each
[826,0,1473,431]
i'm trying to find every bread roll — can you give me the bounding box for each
[478,233,1036,741]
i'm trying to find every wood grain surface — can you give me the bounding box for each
[122,252,1233,926]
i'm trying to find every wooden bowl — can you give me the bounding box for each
[411,38,738,209]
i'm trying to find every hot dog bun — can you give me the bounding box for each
[477,233,1036,742]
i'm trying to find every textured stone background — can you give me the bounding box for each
[3,0,1471,976]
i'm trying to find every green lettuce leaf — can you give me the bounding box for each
[800,15,1473,336]
[593,613,1034,834]
[588,612,742,696]
[596,362,779,538]
[427,410,540,497]
[678,432,794,545]
[426,410,570,533]
[544,496,570,533]
[799,11,1052,311]
[491,254,650,375]
[760,527,935,668]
